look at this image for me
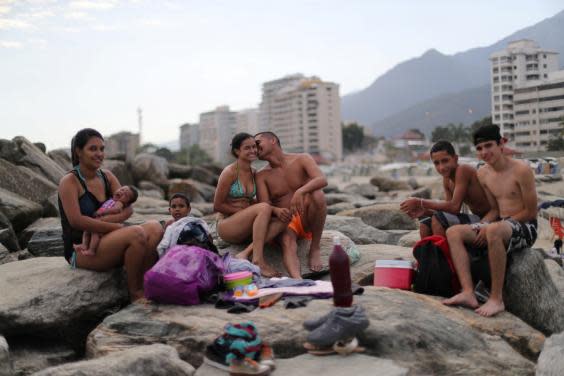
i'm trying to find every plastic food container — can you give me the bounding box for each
[374,260,414,290]
[224,271,253,290]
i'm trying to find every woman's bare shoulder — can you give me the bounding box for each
[218,163,237,183]
[59,171,78,186]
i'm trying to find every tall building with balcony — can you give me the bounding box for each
[199,106,237,165]
[104,131,140,160]
[513,71,564,151]
[236,108,260,135]
[179,123,200,150]
[490,40,559,143]
[259,74,342,161]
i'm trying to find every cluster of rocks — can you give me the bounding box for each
[1,135,564,375]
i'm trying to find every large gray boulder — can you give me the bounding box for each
[33,344,195,376]
[327,202,356,214]
[324,193,370,206]
[132,196,170,215]
[0,211,19,250]
[397,230,420,247]
[191,203,215,216]
[47,148,72,171]
[25,218,64,257]
[196,353,408,376]
[337,203,417,231]
[86,288,539,375]
[102,159,134,187]
[168,179,211,203]
[536,332,564,376]
[324,215,391,245]
[19,218,61,249]
[10,340,76,376]
[0,159,58,214]
[0,336,13,376]
[0,187,43,232]
[0,243,10,265]
[187,165,219,186]
[131,153,169,186]
[168,164,219,186]
[504,248,564,335]
[0,257,128,344]
[544,259,564,297]
[138,180,165,200]
[167,162,192,179]
[1,137,66,185]
[342,183,380,199]
[369,175,411,192]
[220,230,358,278]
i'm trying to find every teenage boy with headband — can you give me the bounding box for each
[443,125,538,317]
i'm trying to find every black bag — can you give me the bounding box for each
[177,221,219,255]
[413,235,460,297]
[468,246,491,288]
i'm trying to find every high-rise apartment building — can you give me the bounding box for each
[199,106,237,165]
[260,74,342,161]
[236,108,260,135]
[179,123,200,150]
[104,131,140,160]
[490,40,559,147]
[513,71,564,151]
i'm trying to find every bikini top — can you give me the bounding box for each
[228,162,256,200]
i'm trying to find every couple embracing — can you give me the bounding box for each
[214,132,327,279]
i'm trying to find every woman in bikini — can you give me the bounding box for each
[214,132,286,277]
[58,128,164,302]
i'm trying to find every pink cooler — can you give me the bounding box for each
[374,260,414,290]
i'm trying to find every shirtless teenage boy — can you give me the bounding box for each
[400,140,490,237]
[443,125,538,317]
[254,132,328,279]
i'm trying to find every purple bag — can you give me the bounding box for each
[144,245,224,305]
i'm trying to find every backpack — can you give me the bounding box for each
[177,220,218,254]
[412,235,461,297]
[157,216,217,258]
[144,245,224,305]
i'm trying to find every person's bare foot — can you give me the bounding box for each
[235,245,253,260]
[475,298,505,317]
[308,247,323,272]
[254,260,281,278]
[442,291,479,309]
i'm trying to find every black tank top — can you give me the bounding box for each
[58,168,111,262]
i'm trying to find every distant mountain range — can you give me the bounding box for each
[341,9,564,137]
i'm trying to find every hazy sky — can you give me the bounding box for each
[1,0,563,150]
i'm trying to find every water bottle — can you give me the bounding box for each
[329,236,353,307]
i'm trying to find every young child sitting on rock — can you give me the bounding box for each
[74,185,139,256]
[164,193,191,229]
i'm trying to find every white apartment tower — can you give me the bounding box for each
[179,123,200,150]
[513,71,564,151]
[236,108,260,135]
[490,40,559,144]
[199,106,237,165]
[259,74,342,161]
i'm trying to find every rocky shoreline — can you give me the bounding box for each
[1,136,564,375]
